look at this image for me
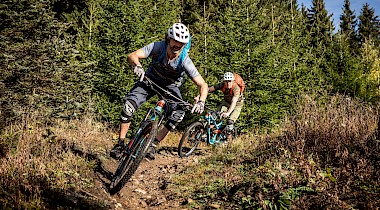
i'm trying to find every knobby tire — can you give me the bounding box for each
[109,120,158,194]
[178,121,204,157]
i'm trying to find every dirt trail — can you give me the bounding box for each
[92,146,207,210]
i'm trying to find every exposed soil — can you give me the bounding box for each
[88,145,208,210]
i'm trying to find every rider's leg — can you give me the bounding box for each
[118,99,137,140]
[225,120,235,141]
[119,122,131,139]
[110,100,136,159]
[157,83,184,142]
[217,101,229,131]
[145,109,185,160]
[118,81,154,140]
[146,84,184,159]
[111,81,153,159]
[217,101,229,113]
[151,106,185,141]
[225,100,244,141]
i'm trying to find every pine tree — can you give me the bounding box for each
[301,3,308,18]
[307,0,334,46]
[358,3,380,46]
[339,0,358,47]
[1,0,93,122]
[362,40,380,100]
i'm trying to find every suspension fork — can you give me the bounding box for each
[129,108,164,149]
[204,116,212,142]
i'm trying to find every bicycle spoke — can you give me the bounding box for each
[178,122,204,157]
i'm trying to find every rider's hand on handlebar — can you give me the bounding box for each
[133,65,145,82]
[191,100,205,114]
[220,112,229,119]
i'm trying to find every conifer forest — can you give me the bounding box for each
[1,0,379,209]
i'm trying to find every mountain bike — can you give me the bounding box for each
[109,77,192,194]
[178,106,237,158]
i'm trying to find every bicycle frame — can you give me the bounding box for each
[178,106,236,158]
[110,77,194,194]
[202,109,227,145]
[124,77,192,155]
[124,100,166,156]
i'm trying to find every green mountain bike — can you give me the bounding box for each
[109,77,192,194]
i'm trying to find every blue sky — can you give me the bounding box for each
[297,0,380,31]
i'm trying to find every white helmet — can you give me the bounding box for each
[223,72,235,81]
[168,23,190,44]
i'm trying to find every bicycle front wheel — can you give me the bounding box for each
[178,121,205,157]
[109,120,157,194]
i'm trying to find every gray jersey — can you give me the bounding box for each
[141,41,199,87]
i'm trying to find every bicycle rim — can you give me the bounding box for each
[109,154,133,190]
[178,121,204,157]
[109,120,157,194]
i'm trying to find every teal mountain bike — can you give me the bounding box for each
[109,77,192,194]
[178,106,236,158]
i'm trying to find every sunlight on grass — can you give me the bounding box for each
[170,94,380,209]
[0,113,113,209]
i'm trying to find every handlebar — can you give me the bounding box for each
[203,106,222,119]
[144,77,223,118]
[144,76,194,111]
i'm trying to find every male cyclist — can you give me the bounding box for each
[110,23,208,160]
[207,72,244,141]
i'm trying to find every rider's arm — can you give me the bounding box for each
[194,85,214,102]
[208,86,216,93]
[127,49,147,67]
[192,75,208,102]
[212,82,224,93]
[226,96,238,115]
[225,86,240,115]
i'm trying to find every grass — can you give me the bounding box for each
[1,93,379,209]
[170,94,380,209]
[0,113,114,209]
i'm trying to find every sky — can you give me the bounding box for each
[297,0,380,31]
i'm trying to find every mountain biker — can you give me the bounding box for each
[207,72,244,141]
[110,23,208,160]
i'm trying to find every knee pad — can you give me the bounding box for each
[120,100,137,123]
[165,110,185,131]
[226,120,234,132]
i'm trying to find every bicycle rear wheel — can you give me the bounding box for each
[178,121,205,157]
[109,120,157,194]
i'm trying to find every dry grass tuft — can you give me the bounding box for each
[1,94,379,209]
[171,94,380,209]
[0,112,115,209]
[281,94,380,209]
